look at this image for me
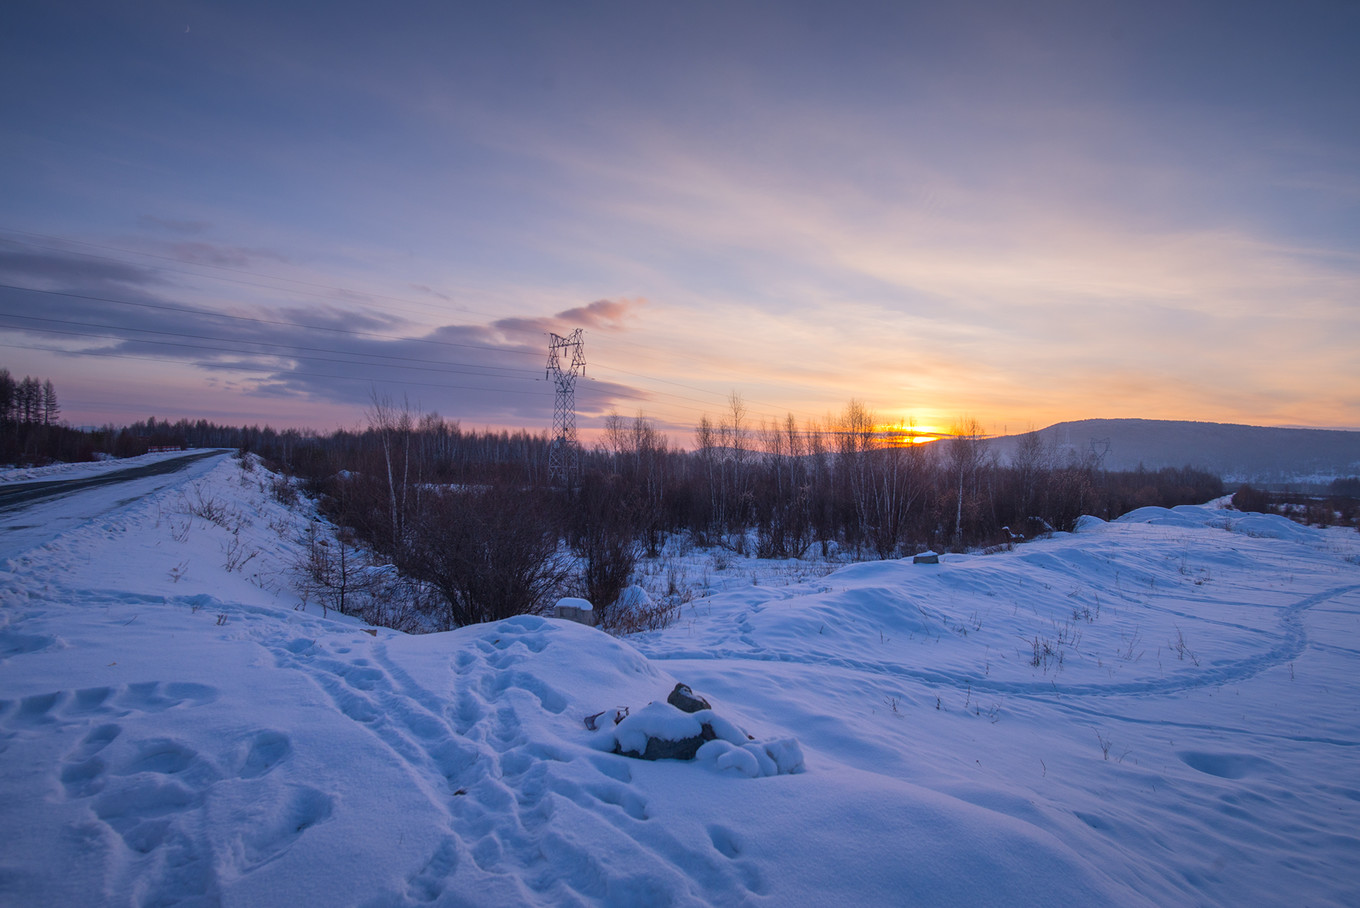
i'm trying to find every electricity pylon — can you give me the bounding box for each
[546,329,585,486]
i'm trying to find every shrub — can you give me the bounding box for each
[1232,484,1270,513]
[401,485,568,627]
[571,471,642,624]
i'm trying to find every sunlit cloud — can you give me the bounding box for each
[2,2,1355,434]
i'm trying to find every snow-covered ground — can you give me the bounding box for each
[2,455,1358,906]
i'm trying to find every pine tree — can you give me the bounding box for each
[18,376,40,425]
[0,369,14,426]
[42,379,59,426]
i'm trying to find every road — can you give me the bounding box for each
[0,450,230,563]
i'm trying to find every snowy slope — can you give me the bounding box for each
[2,456,1358,906]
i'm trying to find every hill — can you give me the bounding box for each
[988,418,1360,485]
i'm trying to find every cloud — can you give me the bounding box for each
[0,248,161,289]
[137,215,212,236]
[467,98,1360,430]
[164,241,290,268]
[486,298,647,340]
[410,284,452,302]
[0,251,647,428]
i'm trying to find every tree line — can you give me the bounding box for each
[0,367,70,463]
[0,369,59,427]
[262,396,1223,630]
[0,380,1226,631]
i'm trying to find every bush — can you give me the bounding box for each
[1233,484,1270,513]
[571,471,641,624]
[402,485,568,627]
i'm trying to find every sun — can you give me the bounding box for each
[873,423,949,446]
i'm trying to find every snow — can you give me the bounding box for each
[2,454,1360,905]
[555,597,595,612]
[0,449,204,485]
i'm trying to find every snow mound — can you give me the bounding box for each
[1226,512,1323,542]
[615,584,653,613]
[1115,504,1223,527]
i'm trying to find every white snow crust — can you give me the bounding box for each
[555,597,595,612]
[2,456,1359,906]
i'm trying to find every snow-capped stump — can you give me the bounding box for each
[592,687,805,776]
[913,550,940,564]
[666,682,711,713]
[551,596,596,626]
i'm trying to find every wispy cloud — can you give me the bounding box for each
[137,215,212,236]
[467,98,1360,429]
[0,247,647,426]
[0,248,162,289]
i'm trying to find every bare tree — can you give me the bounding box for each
[366,390,415,556]
[572,471,640,621]
[402,485,568,628]
[948,418,987,547]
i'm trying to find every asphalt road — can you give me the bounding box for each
[0,450,227,511]
[0,450,231,562]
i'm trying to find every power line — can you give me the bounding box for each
[0,281,543,358]
[0,237,918,431]
[0,311,540,378]
[0,341,551,398]
[588,362,829,425]
[0,320,548,383]
[0,228,506,326]
[0,290,794,426]
[0,313,731,426]
[2,233,855,414]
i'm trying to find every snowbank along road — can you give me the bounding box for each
[0,450,228,563]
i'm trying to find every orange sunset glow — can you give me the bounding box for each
[0,2,1355,439]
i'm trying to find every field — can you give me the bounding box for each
[2,453,1358,906]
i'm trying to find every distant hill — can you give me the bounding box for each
[987,419,1360,486]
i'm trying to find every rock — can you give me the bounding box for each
[667,683,711,713]
[913,551,939,564]
[596,689,805,775]
[552,597,596,627]
[619,723,718,761]
[609,700,718,761]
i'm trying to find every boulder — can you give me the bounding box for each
[666,682,711,713]
[552,597,596,627]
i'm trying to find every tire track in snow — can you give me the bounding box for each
[644,584,1360,702]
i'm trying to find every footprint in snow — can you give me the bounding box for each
[239,730,292,778]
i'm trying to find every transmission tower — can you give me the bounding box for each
[546,329,586,485]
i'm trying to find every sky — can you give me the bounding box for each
[1,0,1358,441]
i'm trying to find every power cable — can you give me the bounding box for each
[0,281,543,358]
[0,311,540,378]
[0,238,916,429]
[0,228,504,325]
[0,341,551,398]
